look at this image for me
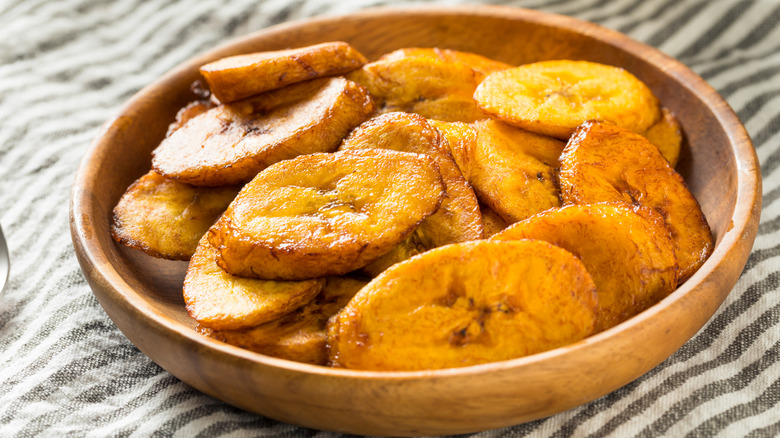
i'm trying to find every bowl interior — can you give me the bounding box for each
[71,6,760,436]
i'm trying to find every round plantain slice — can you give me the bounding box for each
[152,77,375,187]
[198,276,367,365]
[467,119,562,224]
[209,149,446,280]
[200,41,368,103]
[643,107,683,167]
[340,112,483,248]
[347,54,488,123]
[492,203,678,332]
[474,60,661,139]
[111,171,240,260]
[559,121,714,282]
[327,240,599,371]
[183,235,325,331]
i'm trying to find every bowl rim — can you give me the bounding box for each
[69,4,762,383]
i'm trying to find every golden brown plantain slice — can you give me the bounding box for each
[558,121,713,282]
[198,276,367,365]
[347,54,487,122]
[327,240,599,371]
[428,119,478,178]
[466,119,562,224]
[377,47,513,76]
[111,171,239,260]
[340,112,483,247]
[200,41,368,103]
[643,107,682,167]
[152,77,375,186]
[492,203,677,332]
[209,149,446,280]
[183,235,325,331]
[474,60,660,139]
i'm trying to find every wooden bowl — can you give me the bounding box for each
[69,5,761,436]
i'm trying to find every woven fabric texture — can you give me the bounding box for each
[1,0,778,436]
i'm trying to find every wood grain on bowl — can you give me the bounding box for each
[70,5,760,436]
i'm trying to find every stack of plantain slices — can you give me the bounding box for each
[110,42,713,370]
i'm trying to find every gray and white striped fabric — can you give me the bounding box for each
[1,0,778,436]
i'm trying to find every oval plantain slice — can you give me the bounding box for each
[347,54,488,123]
[209,149,446,280]
[377,47,513,76]
[643,107,683,167]
[340,112,483,248]
[467,119,562,224]
[152,77,375,187]
[492,203,678,332]
[558,121,714,282]
[474,60,660,139]
[200,41,368,103]
[327,240,599,371]
[183,235,325,331]
[198,276,367,365]
[111,171,240,260]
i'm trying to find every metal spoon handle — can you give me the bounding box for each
[0,225,9,294]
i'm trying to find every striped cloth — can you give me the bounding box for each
[0,0,778,436]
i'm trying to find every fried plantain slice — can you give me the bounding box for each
[152,77,375,186]
[428,119,478,178]
[474,60,661,139]
[347,54,487,122]
[198,276,367,365]
[558,121,713,282]
[492,203,677,332]
[643,107,683,167]
[377,47,513,76]
[340,112,483,247]
[466,119,562,224]
[183,235,325,331]
[111,171,239,260]
[209,149,446,280]
[327,240,598,371]
[200,41,368,103]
